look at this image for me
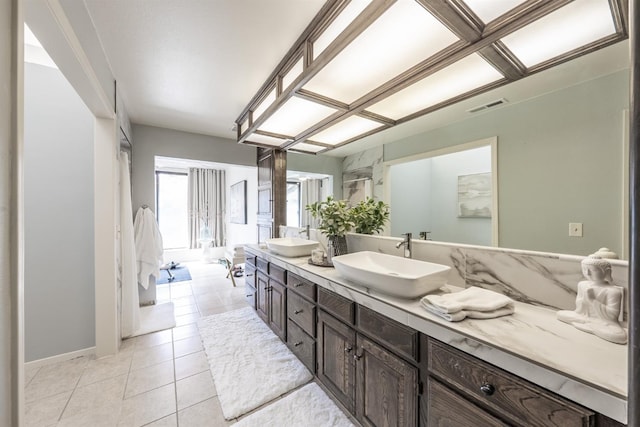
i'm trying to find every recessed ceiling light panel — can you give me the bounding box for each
[303,1,459,104]
[258,96,337,137]
[462,0,528,24]
[252,88,276,122]
[367,53,504,120]
[500,0,616,68]
[313,0,372,60]
[245,133,288,147]
[288,142,327,153]
[311,115,382,145]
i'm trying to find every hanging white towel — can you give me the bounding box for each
[134,206,164,290]
[420,286,515,322]
[119,152,140,337]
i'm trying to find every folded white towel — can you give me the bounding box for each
[421,299,515,322]
[421,286,513,314]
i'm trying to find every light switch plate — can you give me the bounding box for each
[569,222,583,237]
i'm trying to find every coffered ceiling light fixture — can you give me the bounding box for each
[235,0,627,155]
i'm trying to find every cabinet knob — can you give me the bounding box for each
[294,309,303,314]
[344,346,352,353]
[294,341,303,347]
[480,383,495,396]
[353,351,363,361]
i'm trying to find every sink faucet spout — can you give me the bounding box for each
[396,233,412,258]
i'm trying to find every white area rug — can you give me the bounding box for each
[197,307,313,419]
[132,302,176,337]
[234,383,355,427]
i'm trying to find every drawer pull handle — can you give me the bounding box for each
[294,309,303,314]
[294,341,303,347]
[480,383,495,396]
[245,294,253,297]
[294,283,303,287]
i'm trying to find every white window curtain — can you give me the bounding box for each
[300,178,323,227]
[188,168,226,249]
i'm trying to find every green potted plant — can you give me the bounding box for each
[306,196,355,260]
[351,197,390,235]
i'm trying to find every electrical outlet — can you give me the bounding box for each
[569,222,583,237]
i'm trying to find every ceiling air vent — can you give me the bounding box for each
[467,98,508,113]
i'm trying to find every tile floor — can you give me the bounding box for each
[24,261,249,427]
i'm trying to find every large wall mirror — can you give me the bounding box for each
[385,138,498,247]
[287,41,629,259]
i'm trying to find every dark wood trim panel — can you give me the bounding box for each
[418,0,483,42]
[478,43,525,81]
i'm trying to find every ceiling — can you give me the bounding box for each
[68,1,630,158]
[82,0,326,141]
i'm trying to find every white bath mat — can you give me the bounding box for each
[132,302,176,337]
[234,383,354,427]
[197,307,313,419]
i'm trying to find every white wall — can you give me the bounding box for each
[23,62,95,361]
[131,124,256,212]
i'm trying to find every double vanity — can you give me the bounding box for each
[244,237,628,426]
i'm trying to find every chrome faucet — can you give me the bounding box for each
[395,233,412,258]
[299,224,311,239]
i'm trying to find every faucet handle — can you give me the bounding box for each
[404,232,412,240]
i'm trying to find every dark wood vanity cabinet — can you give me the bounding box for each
[255,257,287,340]
[243,257,256,309]
[424,337,596,427]
[316,288,418,427]
[246,257,626,427]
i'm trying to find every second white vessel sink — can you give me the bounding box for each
[265,237,319,257]
[331,251,451,299]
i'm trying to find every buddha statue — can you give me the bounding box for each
[557,255,627,344]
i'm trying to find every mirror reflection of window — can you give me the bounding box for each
[286,181,301,227]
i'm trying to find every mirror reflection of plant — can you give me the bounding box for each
[351,197,390,235]
[305,196,355,237]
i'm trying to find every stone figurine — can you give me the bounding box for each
[557,255,627,344]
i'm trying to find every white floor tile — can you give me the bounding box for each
[77,354,132,388]
[176,371,216,410]
[173,335,203,358]
[24,390,71,427]
[178,398,231,427]
[61,374,127,420]
[118,384,176,427]
[124,360,174,398]
[174,351,209,381]
[171,323,198,341]
[130,342,173,371]
[134,329,173,349]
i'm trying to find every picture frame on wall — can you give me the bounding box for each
[230,180,247,224]
[458,172,492,218]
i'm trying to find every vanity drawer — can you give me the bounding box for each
[317,287,354,325]
[287,319,315,373]
[244,265,256,287]
[287,272,316,301]
[269,263,287,285]
[428,339,594,427]
[287,291,316,337]
[257,257,268,273]
[245,254,256,267]
[356,306,418,363]
[244,283,256,308]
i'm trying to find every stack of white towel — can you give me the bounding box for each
[420,286,515,322]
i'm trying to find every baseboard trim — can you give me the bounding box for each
[25,346,96,369]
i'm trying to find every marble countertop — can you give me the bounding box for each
[246,245,628,424]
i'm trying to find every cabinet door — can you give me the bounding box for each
[317,310,357,413]
[269,279,287,340]
[256,271,268,323]
[355,334,418,427]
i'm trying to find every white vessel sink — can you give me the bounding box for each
[265,237,319,257]
[331,251,451,299]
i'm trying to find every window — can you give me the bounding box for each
[286,181,301,227]
[156,171,189,249]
